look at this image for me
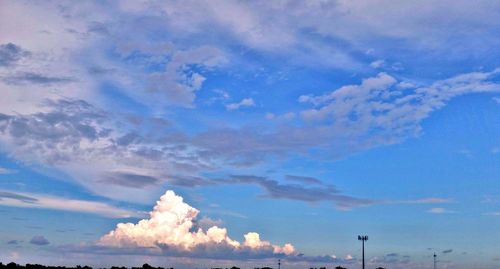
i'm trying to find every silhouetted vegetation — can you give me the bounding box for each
[0,263,361,269]
[0,263,167,269]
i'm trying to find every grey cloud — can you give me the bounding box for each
[0,191,38,203]
[146,46,226,107]
[285,175,323,185]
[87,21,110,35]
[29,235,50,246]
[370,254,411,266]
[0,43,30,66]
[285,254,355,264]
[0,99,108,164]
[0,98,213,200]
[2,72,75,85]
[87,66,116,75]
[223,175,374,210]
[58,243,346,263]
[99,172,160,188]
[442,249,453,254]
[116,132,141,146]
[167,175,215,187]
[7,240,20,245]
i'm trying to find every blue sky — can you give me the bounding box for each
[0,1,499,269]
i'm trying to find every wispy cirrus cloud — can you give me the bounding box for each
[427,207,457,214]
[0,190,142,218]
[0,166,15,174]
[285,175,323,185]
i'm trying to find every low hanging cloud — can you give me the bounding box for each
[98,190,295,259]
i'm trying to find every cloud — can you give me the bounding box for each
[145,45,227,107]
[293,69,500,155]
[99,172,160,188]
[406,198,453,204]
[0,97,457,209]
[0,190,142,218]
[196,216,223,230]
[0,99,202,201]
[221,175,374,210]
[370,60,385,69]
[1,72,75,85]
[265,112,296,121]
[226,98,256,111]
[427,207,456,214]
[98,190,295,259]
[369,253,411,267]
[213,174,451,210]
[7,240,20,245]
[442,249,453,254]
[484,212,500,216]
[0,43,30,66]
[285,175,323,185]
[0,191,38,203]
[0,166,15,174]
[0,0,498,216]
[30,236,49,246]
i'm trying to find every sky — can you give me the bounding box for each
[0,1,499,269]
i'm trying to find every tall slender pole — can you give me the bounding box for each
[434,253,437,269]
[358,235,368,269]
[278,259,281,269]
[362,240,365,269]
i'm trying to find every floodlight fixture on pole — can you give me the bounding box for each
[357,235,368,269]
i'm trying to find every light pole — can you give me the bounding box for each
[358,235,368,269]
[433,253,437,269]
[278,259,281,269]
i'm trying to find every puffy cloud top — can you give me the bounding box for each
[99,190,294,256]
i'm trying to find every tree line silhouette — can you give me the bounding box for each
[0,262,386,269]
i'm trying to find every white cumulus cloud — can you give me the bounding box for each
[226,98,256,110]
[99,190,295,256]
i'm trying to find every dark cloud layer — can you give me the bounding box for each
[0,43,30,66]
[100,172,160,188]
[285,175,323,185]
[30,236,50,246]
[223,175,374,209]
[2,72,75,85]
